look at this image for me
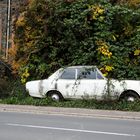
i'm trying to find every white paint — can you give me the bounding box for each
[7,123,135,137]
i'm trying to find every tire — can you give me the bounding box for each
[47,91,63,102]
[120,91,139,102]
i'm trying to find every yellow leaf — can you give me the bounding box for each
[134,49,140,56]
[98,9,104,14]
[112,35,116,41]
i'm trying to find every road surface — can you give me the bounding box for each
[0,112,139,140]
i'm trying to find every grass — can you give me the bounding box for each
[0,96,140,112]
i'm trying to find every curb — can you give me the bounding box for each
[0,104,140,120]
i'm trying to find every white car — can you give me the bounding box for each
[26,66,140,101]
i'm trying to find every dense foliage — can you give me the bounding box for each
[0,59,14,98]
[10,0,140,83]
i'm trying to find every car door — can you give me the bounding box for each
[75,68,107,99]
[56,68,77,98]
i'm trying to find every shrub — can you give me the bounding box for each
[10,0,140,82]
[0,79,9,98]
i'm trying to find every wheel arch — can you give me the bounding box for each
[119,89,140,100]
[46,90,64,99]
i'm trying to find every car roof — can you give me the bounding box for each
[66,66,97,69]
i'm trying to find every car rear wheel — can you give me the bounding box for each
[120,91,139,102]
[47,91,63,102]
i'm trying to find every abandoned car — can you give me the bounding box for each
[26,66,140,101]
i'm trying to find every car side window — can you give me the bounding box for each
[60,68,75,79]
[78,68,104,79]
[97,71,104,79]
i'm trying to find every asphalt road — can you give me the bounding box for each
[0,112,140,140]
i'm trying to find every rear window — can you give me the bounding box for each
[77,68,104,79]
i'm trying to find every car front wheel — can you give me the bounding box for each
[47,91,63,102]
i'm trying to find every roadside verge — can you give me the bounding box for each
[0,104,140,120]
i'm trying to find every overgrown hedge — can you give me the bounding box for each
[10,0,140,83]
[0,60,14,98]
